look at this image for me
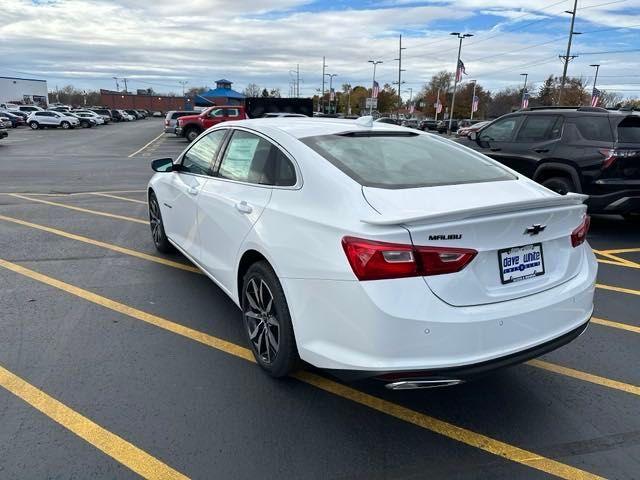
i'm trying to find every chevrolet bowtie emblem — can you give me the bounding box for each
[525,224,546,235]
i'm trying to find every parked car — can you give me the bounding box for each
[0,110,26,128]
[72,112,101,127]
[12,105,45,115]
[73,110,105,125]
[262,112,307,118]
[125,109,142,120]
[374,117,400,125]
[175,106,248,142]
[457,120,491,137]
[164,110,198,134]
[0,116,12,129]
[464,106,640,219]
[152,111,163,117]
[136,109,148,119]
[419,119,438,131]
[110,109,125,122]
[50,106,72,113]
[0,121,7,140]
[437,119,459,133]
[27,110,80,129]
[90,108,113,123]
[147,117,596,385]
[401,119,419,129]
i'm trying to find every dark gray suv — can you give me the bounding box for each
[462,107,640,218]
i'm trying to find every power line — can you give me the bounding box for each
[578,0,627,10]
[576,48,640,55]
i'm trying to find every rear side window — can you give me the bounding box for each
[574,116,613,142]
[516,116,563,142]
[218,130,274,184]
[617,116,640,143]
[302,133,515,189]
[181,129,226,175]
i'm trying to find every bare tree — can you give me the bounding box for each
[243,83,261,97]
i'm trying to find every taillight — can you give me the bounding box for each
[599,148,640,169]
[342,236,477,281]
[571,215,591,247]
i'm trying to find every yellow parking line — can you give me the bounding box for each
[9,194,148,225]
[591,316,640,334]
[129,132,165,158]
[91,192,148,205]
[594,250,640,268]
[527,359,640,396]
[0,364,188,480]
[0,214,199,274]
[596,258,637,268]
[0,257,603,480]
[598,247,640,255]
[596,283,640,297]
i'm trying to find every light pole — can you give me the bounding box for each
[558,0,581,105]
[321,57,327,113]
[435,88,441,121]
[368,60,383,115]
[345,84,352,116]
[448,32,473,134]
[178,80,188,96]
[325,73,337,114]
[469,80,477,120]
[520,73,528,109]
[590,64,600,101]
[112,76,119,92]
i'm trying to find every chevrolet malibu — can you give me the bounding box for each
[147,117,597,389]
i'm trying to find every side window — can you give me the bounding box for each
[208,108,224,118]
[479,117,519,142]
[35,112,45,117]
[226,108,240,117]
[574,116,613,142]
[273,148,297,187]
[218,130,275,185]
[515,116,562,142]
[181,129,226,175]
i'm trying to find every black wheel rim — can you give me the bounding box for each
[149,196,163,245]
[244,278,280,364]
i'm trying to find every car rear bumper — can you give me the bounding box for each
[281,244,597,373]
[175,126,183,136]
[163,127,175,134]
[587,183,640,213]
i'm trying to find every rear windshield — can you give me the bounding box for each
[302,132,516,189]
[617,116,640,143]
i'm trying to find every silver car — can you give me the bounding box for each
[164,110,197,133]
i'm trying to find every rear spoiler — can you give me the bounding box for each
[362,193,588,226]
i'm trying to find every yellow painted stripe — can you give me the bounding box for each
[129,132,165,158]
[527,359,640,396]
[91,192,147,205]
[10,193,148,225]
[0,257,602,480]
[598,247,640,255]
[0,364,188,480]
[596,258,635,268]
[594,251,640,268]
[591,316,640,334]
[0,190,146,197]
[596,283,640,297]
[0,214,199,274]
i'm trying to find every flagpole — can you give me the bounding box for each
[470,80,476,120]
[448,32,473,134]
[520,73,528,109]
[435,88,440,121]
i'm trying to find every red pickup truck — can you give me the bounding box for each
[176,106,248,142]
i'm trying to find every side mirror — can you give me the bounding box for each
[469,131,477,141]
[151,157,174,172]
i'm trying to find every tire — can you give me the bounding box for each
[542,176,574,195]
[61,121,70,129]
[29,121,39,130]
[148,191,175,253]
[81,120,90,128]
[242,261,299,377]
[185,127,200,143]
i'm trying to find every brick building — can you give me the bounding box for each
[100,90,192,112]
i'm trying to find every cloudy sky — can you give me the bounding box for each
[1,0,639,99]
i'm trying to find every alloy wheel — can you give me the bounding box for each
[244,278,280,364]
[149,196,163,246]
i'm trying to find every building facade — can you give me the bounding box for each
[0,76,48,107]
[194,79,245,107]
[100,90,191,112]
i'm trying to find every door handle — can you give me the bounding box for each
[490,147,501,152]
[235,201,253,214]
[187,186,199,196]
[533,148,549,153]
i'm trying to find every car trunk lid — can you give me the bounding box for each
[362,181,588,306]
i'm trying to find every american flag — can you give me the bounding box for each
[435,101,442,114]
[372,80,380,99]
[522,91,530,109]
[456,59,467,82]
[471,95,479,113]
[409,103,415,114]
[591,88,601,107]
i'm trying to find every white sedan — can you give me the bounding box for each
[147,117,596,388]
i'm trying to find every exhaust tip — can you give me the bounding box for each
[385,379,463,390]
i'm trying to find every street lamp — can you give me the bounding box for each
[368,60,383,115]
[325,73,337,114]
[448,32,473,134]
[469,80,477,120]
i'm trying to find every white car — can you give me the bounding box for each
[147,117,597,388]
[118,110,134,121]
[27,110,80,129]
[73,111,104,125]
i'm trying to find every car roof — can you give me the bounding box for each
[220,117,411,139]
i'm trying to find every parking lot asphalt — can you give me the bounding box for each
[0,120,639,479]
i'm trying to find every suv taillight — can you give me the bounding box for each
[599,148,640,169]
[342,236,477,281]
[571,216,591,247]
